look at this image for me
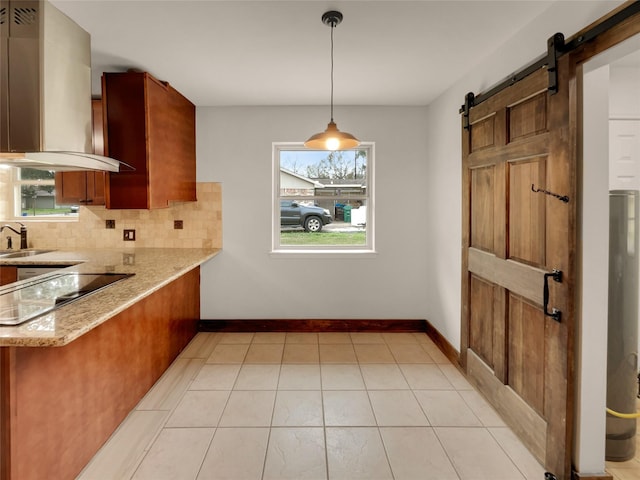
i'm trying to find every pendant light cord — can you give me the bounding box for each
[330,20,335,123]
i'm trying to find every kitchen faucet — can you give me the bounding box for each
[0,223,27,249]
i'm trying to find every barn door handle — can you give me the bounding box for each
[543,269,563,322]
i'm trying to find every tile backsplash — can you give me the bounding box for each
[2,182,222,250]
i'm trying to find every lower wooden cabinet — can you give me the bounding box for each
[0,266,16,285]
[0,268,200,480]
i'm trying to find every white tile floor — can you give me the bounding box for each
[77,332,546,480]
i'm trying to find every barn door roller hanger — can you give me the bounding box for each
[459,1,640,129]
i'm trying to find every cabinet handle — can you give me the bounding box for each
[543,269,562,322]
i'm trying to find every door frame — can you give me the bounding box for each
[576,33,640,475]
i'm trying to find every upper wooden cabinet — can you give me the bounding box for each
[55,100,106,206]
[102,71,197,209]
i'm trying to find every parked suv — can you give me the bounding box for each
[280,200,333,232]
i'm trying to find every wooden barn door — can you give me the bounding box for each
[461,60,575,478]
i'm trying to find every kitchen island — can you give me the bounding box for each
[0,248,219,480]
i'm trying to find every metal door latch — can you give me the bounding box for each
[531,184,570,203]
[543,269,563,322]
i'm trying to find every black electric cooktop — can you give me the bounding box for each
[0,273,134,326]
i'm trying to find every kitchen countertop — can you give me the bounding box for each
[0,248,219,347]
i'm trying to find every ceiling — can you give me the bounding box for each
[50,0,559,107]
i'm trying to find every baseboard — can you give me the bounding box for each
[572,473,613,480]
[423,319,461,366]
[198,319,428,332]
[198,318,461,364]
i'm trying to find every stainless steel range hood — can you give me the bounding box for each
[0,0,123,172]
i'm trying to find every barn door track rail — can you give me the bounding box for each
[460,1,640,129]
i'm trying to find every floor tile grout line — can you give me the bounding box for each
[128,358,212,479]
[126,375,198,479]
[192,426,218,480]
[458,388,498,427]
[260,357,283,480]
[319,354,331,480]
[486,427,530,480]
[375,426,398,480]
[361,370,398,478]
[430,426,464,480]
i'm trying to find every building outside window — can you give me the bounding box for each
[273,143,374,252]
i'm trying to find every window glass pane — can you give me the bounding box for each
[18,168,54,181]
[12,168,75,217]
[280,150,367,187]
[19,185,75,217]
[277,147,370,249]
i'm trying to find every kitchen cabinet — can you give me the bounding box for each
[0,266,17,285]
[102,71,197,209]
[54,100,106,206]
[0,267,200,480]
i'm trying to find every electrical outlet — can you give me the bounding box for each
[174,220,183,230]
[123,229,136,241]
[106,219,116,229]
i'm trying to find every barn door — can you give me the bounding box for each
[461,60,574,478]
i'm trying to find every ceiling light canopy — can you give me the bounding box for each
[304,11,360,151]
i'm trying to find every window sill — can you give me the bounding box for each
[13,216,79,223]
[270,249,377,258]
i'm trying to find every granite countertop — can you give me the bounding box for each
[0,248,220,347]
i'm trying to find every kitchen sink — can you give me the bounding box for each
[0,249,55,259]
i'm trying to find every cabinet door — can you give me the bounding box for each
[87,171,106,205]
[147,81,197,208]
[103,72,151,209]
[103,71,196,209]
[0,266,17,285]
[55,171,89,204]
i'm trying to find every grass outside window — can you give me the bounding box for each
[280,230,366,246]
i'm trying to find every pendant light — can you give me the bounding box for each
[304,11,360,151]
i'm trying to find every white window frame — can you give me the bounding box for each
[272,142,375,254]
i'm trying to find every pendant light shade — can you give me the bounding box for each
[305,11,360,151]
[304,121,360,151]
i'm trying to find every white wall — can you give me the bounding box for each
[610,64,640,118]
[196,106,430,320]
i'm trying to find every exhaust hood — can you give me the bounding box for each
[0,0,124,172]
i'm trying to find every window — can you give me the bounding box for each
[273,143,374,252]
[11,168,77,218]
